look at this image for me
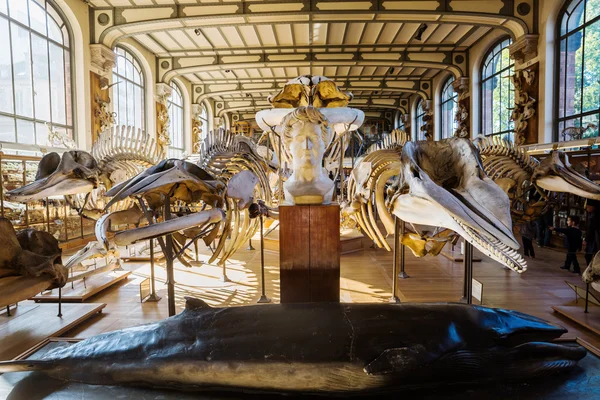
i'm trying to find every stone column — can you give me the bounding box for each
[191,104,204,153]
[155,83,172,158]
[453,77,470,139]
[421,100,434,141]
[89,44,116,143]
[509,35,539,145]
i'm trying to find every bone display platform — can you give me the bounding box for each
[30,269,131,302]
[0,303,106,360]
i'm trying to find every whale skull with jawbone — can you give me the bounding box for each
[391,138,527,273]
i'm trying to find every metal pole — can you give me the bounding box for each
[399,219,409,279]
[462,241,474,304]
[57,287,62,317]
[339,134,344,201]
[390,216,401,303]
[257,215,271,303]
[6,305,10,317]
[164,196,176,316]
[147,239,161,302]
[247,238,255,250]
[585,282,590,314]
[46,197,50,233]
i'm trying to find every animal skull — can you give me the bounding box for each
[533,151,600,200]
[391,138,527,272]
[6,151,99,202]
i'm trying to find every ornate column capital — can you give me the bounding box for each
[508,34,539,64]
[155,83,172,105]
[452,77,470,97]
[192,103,203,117]
[90,44,116,76]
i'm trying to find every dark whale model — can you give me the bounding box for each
[0,299,586,395]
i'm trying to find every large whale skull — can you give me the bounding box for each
[533,151,600,199]
[391,138,526,272]
[5,151,99,202]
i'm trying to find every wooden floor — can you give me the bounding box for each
[0,303,106,360]
[41,234,600,349]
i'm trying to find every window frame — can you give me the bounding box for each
[554,0,600,141]
[167,80,184,158]
[112,45,146,131]
[415,98,426,141]
[0,0,75,148]
[479,36,515,142]
[440,76,458,140]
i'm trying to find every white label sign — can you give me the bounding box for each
[472,279,483,304]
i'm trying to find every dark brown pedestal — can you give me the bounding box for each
[279,204,340,303]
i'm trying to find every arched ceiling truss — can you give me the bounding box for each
[86,0,536,119]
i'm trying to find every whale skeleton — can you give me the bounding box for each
[4,126,162,280]
[475,135,600,224]
[345,138,527,272]
[102,130,271,271]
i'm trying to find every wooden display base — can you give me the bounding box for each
[264,227,367,254]
[31,270,131,303]
[553,304,600,337]
[0,303,105,360]
[280,204,340,303]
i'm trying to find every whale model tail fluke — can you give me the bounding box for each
[0,359,53,373]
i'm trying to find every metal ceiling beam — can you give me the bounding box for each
[92,0,532,46]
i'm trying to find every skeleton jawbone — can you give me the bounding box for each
[393,195,527,273]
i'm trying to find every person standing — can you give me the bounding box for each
[520,220,537,258]
[584,200,600,266]
[536,205,554,247]
[550,215,582,274]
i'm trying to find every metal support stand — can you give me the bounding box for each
[247,239,255,251]
[6,305,10,317]
[57,287,63,317]
[163,196,176,317]
[389,216,401,303]
[398,219,409,279]
[146,239,161,302]
[585,283,590,314]
[460,241,474,304]
[257,215,271,303]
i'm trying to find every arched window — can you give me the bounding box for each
[397,113,405,132]
[168,82,184,158]
[0,0,73,148]
[481,37,514,142]
[112,46,145,130]
[415,98,426,140]
[557,0,600,141]
[441,77,458,139]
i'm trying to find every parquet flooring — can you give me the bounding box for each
[43,234,599,349]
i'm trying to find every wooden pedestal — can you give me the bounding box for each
[279,204,340,303]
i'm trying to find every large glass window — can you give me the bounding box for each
[415,98,426,140]
[441,77,458,139]
[557,0,600,141]
[481,37,514,142]
[112,46,145,130]
[0,0,73,147]
[168,81,184,158]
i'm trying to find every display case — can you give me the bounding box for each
[0,152,94,242]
